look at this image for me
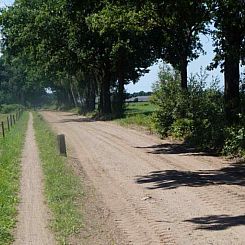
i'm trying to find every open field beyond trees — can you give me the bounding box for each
[115,102,156,130]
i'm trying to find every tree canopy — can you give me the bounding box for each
[0,0,244,122]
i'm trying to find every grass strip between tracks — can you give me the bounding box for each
[0,112,29,245]
[33,112,83,244]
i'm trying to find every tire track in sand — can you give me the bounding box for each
[14,113,56,245]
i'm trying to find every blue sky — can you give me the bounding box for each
[1,0,223,93]
[126,33,223,93]
[0,0,14,7]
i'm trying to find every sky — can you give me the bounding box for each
[0,0,14,7]
[126,33,223,93]
[1,0,224,93]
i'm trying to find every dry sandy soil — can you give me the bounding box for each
[42,111,245,245]
[14,113,56,245]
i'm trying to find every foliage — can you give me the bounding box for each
[0,104,24,114]
[209,0,245,123]
[0,112,28,245]
[0,55,47,106]
[0,0,211,114]
[223,125,245,156]
[152,66,225,150]
[33,113,84,244]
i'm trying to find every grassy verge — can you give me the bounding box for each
[0,112,29,245]
[115,102,156,131]
[33,112,83,244]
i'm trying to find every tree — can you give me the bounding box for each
[87,2,155,116]
[127,0,210,90]
[210,0,245,123]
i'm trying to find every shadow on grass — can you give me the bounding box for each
[124,110,153,117]
[136,162,245,190]
[184,215,245,230]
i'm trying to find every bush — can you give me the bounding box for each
[0,104,24,114]
[171,118,194,139]
[223,122,245,156]
[152,65,225,151]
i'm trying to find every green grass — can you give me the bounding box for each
[0,112,29,245]
[125,102,156,115]
[33,112,84,244]
[115,102,156,131]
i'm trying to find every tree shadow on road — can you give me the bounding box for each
[184,215,245,230]
[57,117,96,123]
[135,162,245,189]
[135,143,218,156]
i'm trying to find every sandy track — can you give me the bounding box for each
[14,113,56,245]
[42,111,245,245]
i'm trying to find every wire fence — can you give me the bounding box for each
[0,109,24,139]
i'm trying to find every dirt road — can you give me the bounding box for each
[14,113,56,245]
[42,111,245,245]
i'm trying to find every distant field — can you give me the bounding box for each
[115,102,157,131]
[125,102,156,115]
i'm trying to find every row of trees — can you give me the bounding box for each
[0,58,46,105]
[0,0,244,121]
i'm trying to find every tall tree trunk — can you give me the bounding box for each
[224,29,241,124]
[114,52,126,117]
[224,56,240,124]
[85,80,96,112]
[70,83,78,107]
[117,70,125,117]
[180,58,188,90]
[88,89,96,111]
[99,69,111,114]
[67,89,74,107]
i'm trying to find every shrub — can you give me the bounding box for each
[152,65,225,151]
[171,118,194,139]
[0,104,24,114]
[223,120,245,156]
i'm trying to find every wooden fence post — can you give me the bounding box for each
[57,134,67,156]
[7,116,10,131]
[1,122,5,138]
[10,115,13,127]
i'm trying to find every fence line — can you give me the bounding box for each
[0,109,24,139]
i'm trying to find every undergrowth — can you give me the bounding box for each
[152,65,245,157]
